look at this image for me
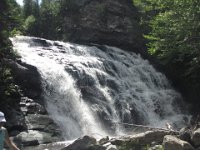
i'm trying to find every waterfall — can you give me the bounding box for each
[11,36,189,139]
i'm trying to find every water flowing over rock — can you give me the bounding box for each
[11,36,190,141]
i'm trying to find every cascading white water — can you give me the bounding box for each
[11,36,189,139]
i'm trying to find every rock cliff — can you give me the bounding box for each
[1,59,63,148]
[62,0,147,56]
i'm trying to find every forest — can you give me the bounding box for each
[0,0,200,114]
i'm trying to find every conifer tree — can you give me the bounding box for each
[23,0,33,18]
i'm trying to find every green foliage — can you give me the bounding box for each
[0,0,22,105]
[22,0,86,40]
[146,0,200,77]
[23,0,40,19]
[0,0,21,56]
[22,0,40,36]
[134,0,200,63]
[7,0,23,35]
[0,65,19,100]
[20,0,83,40]
[10,28,23,37]
[32,0,40,18]
[133,0,160,34]
[23,0,33,18]
[39,0,61,39]
[1,68,18,96]
[4,84,19,97]
[134,0,200,105]
[24,15,36,34]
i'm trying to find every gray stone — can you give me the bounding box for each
[163,135,194,150]
[149,145,163,150]
[191,128,200,147]
[20,97,46,115]
[61,135,97,150]
[25,114,60,133]
[196,147,200,150]
[106,145,117,150]
[111,130,171,146]
[179,127,191,143]
[15,130,62,146]
[99,136,109,145]
[21,141,71,150]
[61,0,146,56]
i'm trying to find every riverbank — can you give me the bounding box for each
[19,125,200,150]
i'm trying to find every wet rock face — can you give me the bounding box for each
[13,97,63,147]
[191,128,200,147]
[62,0,146,55]
[2,59,63,148]
[5,59,42,99]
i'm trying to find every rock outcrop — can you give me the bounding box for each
[191,128,200,147]
[110,130,173,147]
[163,135,194,150]
[4,59,42,99]
[1,59,63,148]
[62,0,146,56]
[61,136,98,150]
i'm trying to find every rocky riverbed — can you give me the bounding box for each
[18,126,200,150]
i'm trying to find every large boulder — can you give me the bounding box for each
[61,0,146,56]
[3,106,27,135]
[111,130,172,149]
[179,127,192,143]
[25,114,61,134]
[163,135,194,150]
[191,128,200,147]
[15,130,61,146]
[61,135,97,150]
[20,141,71,150]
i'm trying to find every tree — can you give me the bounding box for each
[24,15,37,35]
[39,0,61,39]
[146,0,200,72]
[137,0,200,110]
[0,0,21,106]
[32,0,40,18]
[23,0,33,18]
[0,0,22,55]
[23,0,40,36]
